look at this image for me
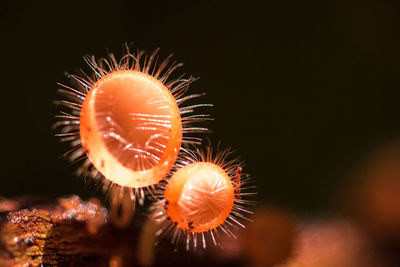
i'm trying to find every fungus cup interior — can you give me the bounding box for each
[80,70,182,188]
[164,162,235,232]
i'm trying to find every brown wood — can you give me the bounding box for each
[0,196,136,267]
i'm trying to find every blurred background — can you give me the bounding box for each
[2,0,400,266]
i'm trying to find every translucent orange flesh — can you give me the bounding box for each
[164,162,235,232]
[80,70,182,188]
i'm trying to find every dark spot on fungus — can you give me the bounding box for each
[164,200,169,210]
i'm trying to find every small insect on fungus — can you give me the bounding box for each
[54,44,211,227]
[151,146,256,251]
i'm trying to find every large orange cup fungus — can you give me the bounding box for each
[80,70,182,188]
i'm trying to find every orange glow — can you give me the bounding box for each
[244,208,295,266]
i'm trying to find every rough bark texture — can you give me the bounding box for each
[0,196,136,267]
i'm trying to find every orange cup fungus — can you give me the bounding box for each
[54,45,254,241]
[164,162,235,233]
[54,46,210,217]
[152,149,255,250]
[80,70,182,188]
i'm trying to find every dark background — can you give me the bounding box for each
[2,0,400,214]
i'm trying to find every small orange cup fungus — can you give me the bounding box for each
[152,148,255,250]
[164,162,235,233]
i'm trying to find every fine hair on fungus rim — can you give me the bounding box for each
[54,44,212,225]
[151,146,256,251]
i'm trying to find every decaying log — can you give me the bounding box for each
[0,196,136,266]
